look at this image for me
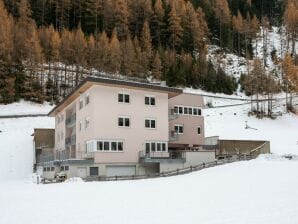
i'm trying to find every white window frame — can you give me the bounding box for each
[96,140,124,152]
[145,95,156,106]
[118,116,130,127]
[145,118,156,129]
[118,92,130,104]
[174,105,202,116]
[85,117,90,129]
[145,141,167,152]
[174,124,184,134]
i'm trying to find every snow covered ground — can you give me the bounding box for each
[0,98,298,224]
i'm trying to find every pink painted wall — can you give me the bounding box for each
[169,93,205,147]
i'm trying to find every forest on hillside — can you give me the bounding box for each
[0,0,297,107]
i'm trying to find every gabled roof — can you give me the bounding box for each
[48,76,182,116]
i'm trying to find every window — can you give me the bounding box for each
[174,124,184,134]
[86,142,95,153]
[46,167,51,171]
[43,167,46,172]
[198,109,202,116]
[90,167,99,176]
[145,142,167,152]
[85,94,90,105]
[145,119,156,129]
[184,107,188,114]
[79,99,83,109]
[96,140,124,152]
[85,118,90,129]
[174,106,178,114]
[178,106,183,114]
[174,105,202,116]
[51,167,54,171]
[65,166,69,171]
[61,166,64,171]
[118,93,130,103]
[193,108,198,116]
[197,126,201,135]
[188,107,193,115]
[145,96,155,105]
[118,116,130,127]
[79,121,82,131]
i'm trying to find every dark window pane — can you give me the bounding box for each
[145,143,150,153]
[65,166,69,171]
[157,143,161,151]
[175,125,179,133]
[193,108,198,115]
[125,118,130,127]
[118,142,123,151]
[51,167,54,171]
[145,119,150,128]
[151,120,156,128]
[61,166,64,171]
[179,107,183,114]
[118,118,123,126]
[162,143,166,151]
[118,94,123,102]
[43,167,46,172]
[145,97,150,105]
[90,167,99,176]
[111,142,117,151]
[179,126,183,134]
[125,94,130,103]
[97,141,103,150]
[189,107,192,114]
[198,109,201,115]
[197,127,201,135]
[104,142,109,151]
[184,107,188,114]
[151,142,156,151]
[151,97,155,105]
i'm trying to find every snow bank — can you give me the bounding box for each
[1,158,298,224]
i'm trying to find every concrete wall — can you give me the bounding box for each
[169,93,205,147]
[219,140,270,155]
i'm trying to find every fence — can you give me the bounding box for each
[84,155,255,182]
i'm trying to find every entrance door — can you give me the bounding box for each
[77,167,87,178]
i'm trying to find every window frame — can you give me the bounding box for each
[197,126,201,135]
[145,118,156,129]
[145,95,156,106]
[96,140,124,152]
[145,141,168,152]
[174,124,184,134]
[118,92,130,104]
[118,116,130,127]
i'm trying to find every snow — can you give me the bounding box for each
[1,157,298,224]
[0,100,54,116]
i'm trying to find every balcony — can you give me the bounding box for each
[169,108,178,120]
[169,131,179,141]
[139,150,186,163]
[65,114,76,128]
[65,135,76,146]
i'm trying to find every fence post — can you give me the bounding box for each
[176,169,179,175]
[203,162,205,168]
[115,175,118,181]
[190,166,193,171]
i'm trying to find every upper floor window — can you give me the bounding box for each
[79,121,82,131]
[118,93,130,103]
[97,140,124,152]
[174,105,202,116]
[145,96,155,105]
[174,124,184,134]
[79,99,83,110]
[118,116,130,127]
[145,119,156,129]
[85,94,90,105]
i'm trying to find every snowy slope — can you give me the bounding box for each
[1,156,298,224]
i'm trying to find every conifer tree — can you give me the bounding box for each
[108,29,121,73]
[141,20,153,73]
[168,6,183,50]
[114,0,129,40]
[151,52,163,79]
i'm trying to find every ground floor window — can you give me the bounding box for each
[90,167,99,176]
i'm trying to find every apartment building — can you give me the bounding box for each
[45,76,215,179]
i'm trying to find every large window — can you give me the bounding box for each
[118,93,130,103]
[145,96,155,105]
[96,140,124,152]
[174,105,202,116]
[118,116,130,127]
[145,119,156,129]
[145,141,167,152]
[174,124,184,134]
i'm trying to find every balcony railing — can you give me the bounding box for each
[139,150,186,162]
[65,114,76,127]
[65,135,76,146]
[169,131,179,141]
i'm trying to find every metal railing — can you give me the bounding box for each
[139,150,186,160]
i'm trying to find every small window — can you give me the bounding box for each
[151,142,156,152]
[198,109,202,116]
[90,167,99,176]
[97,141,103,151]
[118,93,130,103]
[145,143,150,152]
[104,141,110,151]
[178,107,183,114]
[79,99,83,109]
[174,106,178,114]
[193,108,198,116]
[184,107,188,115]
[157,143,161,151]
[145,96,155,105]
[61,166,64,171]
[85,118,90,129]
[197,127,201,135]
[85,94,90,105]
[118,142,123,151]
[47,167,51,171]
[65,166,69,171]
[188,107,193,115]
[43,167,46,172]
[51,167,54,171]
[162,143,166,151]
[118,117,130,127]
[174,125,184,134]
[79,121,82,131]
[111,142,117,151]
[145,119,156,129]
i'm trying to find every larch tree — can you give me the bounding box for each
[168,6,183,50]
[140,20,153,73]
[150,0,164,47]
[114,0,129,41]
[120,34,138,76]
[108,28,121,73]
[96,31,110,71]
[151,51,163,79]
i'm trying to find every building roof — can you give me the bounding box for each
[49,76,182,116]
